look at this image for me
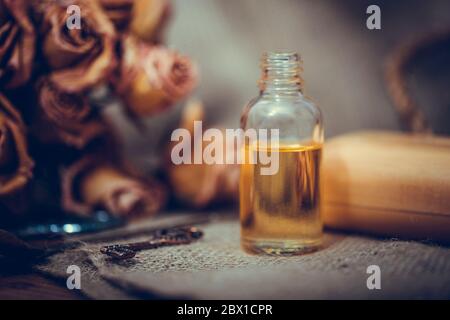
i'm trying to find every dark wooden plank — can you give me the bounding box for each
[0,273,84,300]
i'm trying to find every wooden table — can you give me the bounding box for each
[0,273,83,300]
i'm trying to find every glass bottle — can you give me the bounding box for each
[240,52,324,255]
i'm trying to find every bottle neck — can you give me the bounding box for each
[258,52,304,96]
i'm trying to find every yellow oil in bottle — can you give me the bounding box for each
[240,143,323,255]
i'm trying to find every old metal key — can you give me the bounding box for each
[100,226,203,260]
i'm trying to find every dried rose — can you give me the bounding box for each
[116,35,197,117]
[98,0,134,31]
[99,0,171,42]
[61,155,167,217]
[129,0,171,42]
[168,159,239,208]
[34,77,106,148]
[37,0,117,93]
[0,93,33,196]
[0,0,35,89]
[165,101,239,208]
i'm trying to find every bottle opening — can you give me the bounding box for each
[259,52,304,93]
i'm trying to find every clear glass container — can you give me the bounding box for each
[240,52,324,255]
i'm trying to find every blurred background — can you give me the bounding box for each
[1,0,449,299]
[117,0,450,171]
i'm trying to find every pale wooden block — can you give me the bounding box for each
[322,131,450,243]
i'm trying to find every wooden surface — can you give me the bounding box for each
[0,273,83,300]
[323,131,450,243]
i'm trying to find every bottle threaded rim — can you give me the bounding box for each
[259,52,304,93]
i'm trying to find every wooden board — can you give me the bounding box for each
[0,274,83,300]
[322,131,450,243]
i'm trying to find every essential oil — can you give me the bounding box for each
[240,52,324,255]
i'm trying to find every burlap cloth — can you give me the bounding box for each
[36,213,450,299]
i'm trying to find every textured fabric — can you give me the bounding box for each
[37,215,450,299]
